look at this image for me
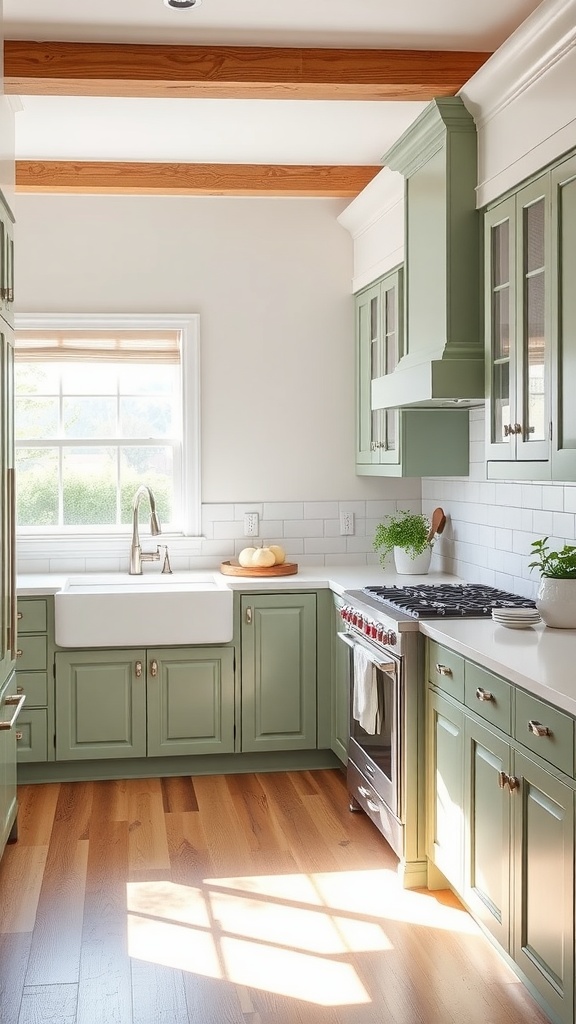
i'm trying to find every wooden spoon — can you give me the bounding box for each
[427,507,447,543]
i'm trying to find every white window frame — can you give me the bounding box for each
[14,313,201,556]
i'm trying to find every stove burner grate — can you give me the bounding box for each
[361,583,536,619]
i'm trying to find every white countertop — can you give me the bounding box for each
[17,567,576,718]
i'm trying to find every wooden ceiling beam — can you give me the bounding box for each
[5,40,491,100]
[15,161,382,197]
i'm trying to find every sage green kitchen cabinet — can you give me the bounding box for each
[331,595,349,765]
[0,194,14,328]
[240,593,317,752]
[485,174,551,475]
[426,688,465,891]
[55,645,235,760]
[15,597,54,763]
[0,672,18,853]
[427,640,575,1024]
[551,152,576,479]
[355,270,470,477]
[146,647,234,757]
[463,715,511,951]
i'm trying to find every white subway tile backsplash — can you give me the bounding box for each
[564,486,576,513]
[552,511,575,537]
[304,537,346,555]
[304,501,339,519]
[263,502,304,520]
[533,510,554,534]
[542,486,564,512]
[283,519,324,538]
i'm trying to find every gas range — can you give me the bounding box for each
[340,583,536,654]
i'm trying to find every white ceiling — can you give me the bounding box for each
[3,0,544,167]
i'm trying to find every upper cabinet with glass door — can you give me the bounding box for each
[356,269,402,472]
[485,175,550,478]
[355,268,469,478]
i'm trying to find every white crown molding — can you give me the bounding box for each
[460,0,576,128]
[337,166,403,239]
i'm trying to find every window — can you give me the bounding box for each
[14,314,200,537]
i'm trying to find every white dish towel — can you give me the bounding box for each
[352,645,379,735]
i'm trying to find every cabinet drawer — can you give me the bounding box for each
[16,709,48,763]
[465,662,512,733]
[428,641,464,701]
[17,599,47,634]
[514,690,574,777]
[16,636,47,672]
[15,672,48,708]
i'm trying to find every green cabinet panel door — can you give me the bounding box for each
[426,689,464,890]
[512,751,574,1024]
[0,673,18,852]
[55,649,147,760]
[330,596,349,765]
[147,647,235,757]
[551,153,576,479]
[463,716,511,951]
[241,593,317,752]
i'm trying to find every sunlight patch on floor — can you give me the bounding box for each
[126,866,477,1005]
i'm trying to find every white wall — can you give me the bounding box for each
[14,193,421,571]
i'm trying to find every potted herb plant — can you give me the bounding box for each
[528,537,576,628]
[373,510,432,575]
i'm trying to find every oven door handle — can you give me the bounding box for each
[337,632,397,677]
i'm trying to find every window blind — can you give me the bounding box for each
[14,329,181,364]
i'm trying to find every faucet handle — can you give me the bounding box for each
[161,545,173,574]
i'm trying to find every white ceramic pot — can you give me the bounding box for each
[393,545,432,576]
[536,578,576,628]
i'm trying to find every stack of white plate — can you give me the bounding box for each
[491,607,541,629]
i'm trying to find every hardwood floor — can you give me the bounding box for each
[0,770,550,1024]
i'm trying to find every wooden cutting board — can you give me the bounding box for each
[220,560,298,577]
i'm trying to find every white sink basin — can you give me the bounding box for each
[54,572,233,647]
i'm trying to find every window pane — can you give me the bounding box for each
[61,362,118,395]
[119,447,173,525]
[524,199,544,274]
[14,363,60,396]
[492,221,509,288]
[63,397,117,438]
[117,363,176,395]
[16,447,59,526]
[62,447,117,525]
[120,397,175,438]
[15,396,59,439]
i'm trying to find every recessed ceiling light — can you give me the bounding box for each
[163,0,202,9]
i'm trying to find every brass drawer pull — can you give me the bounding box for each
[498,771,508,788]
[0,693,26,730]
[476,687,494,702]
[245,607,252,625]
[150,659,158,678]
[528,719,551,738]
[16,649,23,658]
[508,776,520,792]
[17,611,22,620]
[435,663,453,676]
[16,731,23,741]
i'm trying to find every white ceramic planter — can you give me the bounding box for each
[536,578,576,628]
[393,546,432,575]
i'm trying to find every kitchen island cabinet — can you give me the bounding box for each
[427,639,575,1024]
[55,646,235,760]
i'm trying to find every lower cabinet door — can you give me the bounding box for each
[463,716,511,951]
[55,649,147,760]
[512,750,574,1024]
[15,708,48,763]
[0,673,18,854]
[426,690,464,889]
[147,647,235,757]
[241,593,317,752]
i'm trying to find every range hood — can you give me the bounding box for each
[372,97,484,410]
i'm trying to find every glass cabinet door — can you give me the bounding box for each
[356,269,402,468]
[516,179,550,461]
[485,197,516,460]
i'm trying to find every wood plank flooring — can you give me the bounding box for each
[0,770,551,1024]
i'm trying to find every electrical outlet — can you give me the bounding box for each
[244,512,259,537]
[340,511,354,536]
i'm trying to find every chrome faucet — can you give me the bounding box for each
[129,485,162,575]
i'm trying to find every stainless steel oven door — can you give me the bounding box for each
[338,631,401,815]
